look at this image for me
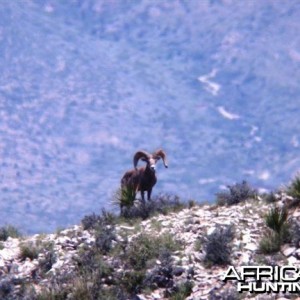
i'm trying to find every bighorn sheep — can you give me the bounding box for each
[121,149,168,203]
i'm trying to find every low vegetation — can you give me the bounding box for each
[120,193,187,220]
[286,174,300,207]
[216,180,257,206]
[259,206,290,254]
[201,224,235,266]
[0,225,22,241]
[25,193,191,299]
[3,174,300,299]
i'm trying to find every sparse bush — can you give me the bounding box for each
[121,270,146,295]
[0,225,22,241]
[0,278,13,299]
[81,208,117,255]
[19,242,40,261]
[259,231,281,254]
[19,240,55,265]
[39,242,56,274]
[121,193,187,220]
[188,199,197,208]
[81,208,116,231]
[202,225,234,266]
[94,226,116,255]
[287,174,300,199]
[72,248,117,299]
[170,281,194,300]
[208,287,239,300]
[289,220,300,248]
[126,233,181,271]
[216,180,257,206]
[75,247,113,278]
[35,285,69,300]
[0,277,27,299]
[144,249,174,290]
[263,191,278,203]
[286,173,300,208]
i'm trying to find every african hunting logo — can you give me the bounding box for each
[223,266,300,293]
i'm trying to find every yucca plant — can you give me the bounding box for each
[265,206,289,235]
[287,175,300,200]
[259,206,290,254]
[113,186,136,213]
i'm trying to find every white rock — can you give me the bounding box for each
[51,259,64,270]
[161,220,170,227]
[207,227,216,235]
[240,252,250,264]
[118,225,135,230]
[293,210,300,218]
[244,243,257,251]
[151,292,162,299]
[281,245,296,257]
[287,256,298,265]
[242,233,252,244]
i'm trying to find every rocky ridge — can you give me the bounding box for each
[1,194,300,299]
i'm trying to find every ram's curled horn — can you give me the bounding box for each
[153,149,168,168]
[133,150,151,169]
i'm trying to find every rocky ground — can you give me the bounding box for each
[1,192,300,299]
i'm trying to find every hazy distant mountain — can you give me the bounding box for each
[1,0,300,233]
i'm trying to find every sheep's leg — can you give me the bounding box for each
[134,185,139,200]
[147,189,152,201]
[141,191,146,205]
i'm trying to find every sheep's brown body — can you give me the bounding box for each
[121,149,168,203]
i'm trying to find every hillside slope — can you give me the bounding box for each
[1,191,299,299]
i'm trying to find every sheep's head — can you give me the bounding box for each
[133,149,168,173]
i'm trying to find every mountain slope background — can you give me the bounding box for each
[1,0,300,233]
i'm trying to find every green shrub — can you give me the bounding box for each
[72,250,116,299]
[0,278,13,299]
[265,206,289,235]
[114,186,136,212]
[263,191,278,203]
[208,287,239,300]
[143,249,174,290]
[81,208,116,231]
[289,220,300,248]
[259,206,290,254]
[19,240,55,264]
[75,247,113,278]
[121,193,187,220]
[126,233,181,271]
[121,270,146,295]
[259,231,281,254]
[202,225,234,266]
[94,226,116,255]
[286,175,300,207]
[19,242,40,261]
[0,225,22,241]
[39,242,56,274]
[216,180,257,206]
[170,281,194,300]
